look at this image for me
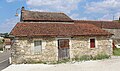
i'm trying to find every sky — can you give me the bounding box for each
[0,0,120,33]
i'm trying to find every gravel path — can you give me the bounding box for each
[2,56,120,71]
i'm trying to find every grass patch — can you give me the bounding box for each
[21,58,47,64]
[57,59,70,64]
[0,48,3,51]
[73,55,92,61]
[113,48,120,56]
[79,55,92,61]
[0,44,3,51]
[73,53,110,61]
[21,58,70,64]
[0,40,3,44]
[93,53,110,60]
[21,53,110,64]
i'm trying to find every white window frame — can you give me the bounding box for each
[33,40,42,54]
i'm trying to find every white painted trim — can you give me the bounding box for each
[42,40,46,50]
[9,57,12,64]
[88,37,98,49]
[31,41,34,55]
[109,38,113,54]
[55,37,72,61]
[109,38,113,46]
[32,39,44,55]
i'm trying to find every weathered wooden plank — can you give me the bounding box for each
[58,39,70,60]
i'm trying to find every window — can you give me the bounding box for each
[34,40,42,54]
[90,39,95,48]
[58,39,69,48]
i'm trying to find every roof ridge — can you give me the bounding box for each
[24,10,64,14]
[74,20,115,22]
[18,22,74,25]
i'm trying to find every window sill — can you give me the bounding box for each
[90,48,96,49]
[34,53,42,55]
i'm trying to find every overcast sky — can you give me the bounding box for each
[0,0,120,33]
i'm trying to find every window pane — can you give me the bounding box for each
[34,41,41,46]
[34,40,42,54]
[34,46,42,53]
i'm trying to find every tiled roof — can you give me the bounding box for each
[21,10,73,22]
[74,20,120,29]
[10,22,112,37]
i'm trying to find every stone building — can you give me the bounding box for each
[75,20,120,46]
[10,7,113,64]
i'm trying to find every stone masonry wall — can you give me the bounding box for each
[71,36,112,58]
[11,36,112,64]
[11,37,57,64]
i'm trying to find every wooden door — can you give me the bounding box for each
[58,39,70,60]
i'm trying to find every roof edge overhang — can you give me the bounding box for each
[12,34,113,38]
[23,20,74,22]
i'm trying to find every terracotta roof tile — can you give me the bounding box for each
[74,20,120,29]
[21,10,73,22]
[10,22,112,37]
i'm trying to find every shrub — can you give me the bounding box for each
[22,58,47,64]
[20,54,110,64]
[93,53,110,60]
[0,48,3,51]
[57,58,70,64]
[113,48,120,56]
[72,55,92,61]
[72,54,80,61]
[73,53,110,62]
[79,55,92,61]
[0,39,4,44]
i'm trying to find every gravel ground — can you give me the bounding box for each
[2,56,120,71]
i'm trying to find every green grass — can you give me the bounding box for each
[0,44,3,51]
[73,55,92,61]
[93,53,110,60]
[21,58,71,64]
[0,40,3,44]
[0,42,2,44]
[57,58,70,64]
[0,48,3,51]
[21,59,47,64]
[72,53,110,61]
[113,48,120,56]
[21,53,110,64]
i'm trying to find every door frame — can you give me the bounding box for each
[56,37,71,61]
